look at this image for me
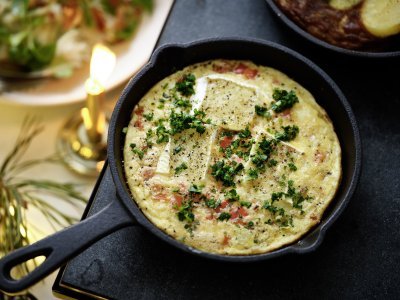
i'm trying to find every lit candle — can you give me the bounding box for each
[83,44,116,144]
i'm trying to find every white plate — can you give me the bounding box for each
[0,0,174,106]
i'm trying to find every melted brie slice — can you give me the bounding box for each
[198,77,257,131]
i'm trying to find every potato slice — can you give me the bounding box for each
[361,0,400,37]
[329,0,362,10]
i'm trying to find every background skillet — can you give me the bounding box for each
[265,0,400,58]
[0,38,361,294]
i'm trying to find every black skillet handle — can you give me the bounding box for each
[0,199,134,295]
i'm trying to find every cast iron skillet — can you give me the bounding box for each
[265,0,400,58]
[0,38,361,294]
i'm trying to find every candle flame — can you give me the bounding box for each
[90,44,116,86]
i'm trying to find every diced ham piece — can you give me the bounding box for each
[230,207,248,220]
[220,136,233,149]
[222,235,230,246]
[133,106,144,129]
[314,150,326,163]
[231,155,243,164]
[134,119,143,129]
[134,106,144,116]
[234,63,258,79]
[151,184,168,201]
[212,61,235,73]
[173,194,183,207]
[142,167,155,181]
[281,108,292,118]
[215,200,229,213]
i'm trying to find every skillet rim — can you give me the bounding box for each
[264,0,400,58]
[107,37,362,262]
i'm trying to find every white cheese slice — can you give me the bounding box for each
[156,140,171,174]
[264,131,304,154]
[193,76,258,131]
[190,76,208,112]
[170,125,217,184]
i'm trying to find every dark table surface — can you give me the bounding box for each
[53,0,400,299]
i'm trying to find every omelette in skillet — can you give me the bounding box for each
[123,60,341,255]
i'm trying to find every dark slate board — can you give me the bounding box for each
[53,0,400,299]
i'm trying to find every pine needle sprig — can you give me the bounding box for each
[0,116,87,280]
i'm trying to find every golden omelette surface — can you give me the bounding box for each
[124,60,341,255]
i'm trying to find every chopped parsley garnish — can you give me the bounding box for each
[176,73,196,96]
[218,212,231,221]
[240,140,253,148]
[251,153,268,168]
[175,162,188,175]
[211,160,244,187]
[193,109,206,118]
[271,89,299,113]
[231,139,240,149]
[177,202,194,222]
[225,189,240,202]
[223,147,233,158]
[219,129,252,160]
[143,112,154,121]
[245,221,254,229]
[156,118,166,126]
[221,131,234,137]
[263,203,287,228]
[238,126,251,138]
[250,138,277,171]
[267,159,278,167]
[205,198,221,209]
[259,138,276,156]
[236,151,250,161]
[240,201,252,208]
[271,192,284,203]
[156,124,169,144]
[129,143,144,159]
[173,146,182,154]
[247,168,259,180]
[275,125,299,141]
[288,162,297,171]
[146,129,153,148]
[169,111,193,134]
[269,180,312,210]
[169,110,207,135]
[192,119,206,133]
[263,201,280,214]
[173,97,192,108]
[189,184,203,194]
[255,105,271,118]
[286,180,311,209]
[278,215,294,228]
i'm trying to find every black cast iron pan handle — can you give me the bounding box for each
[0,199,134,295]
